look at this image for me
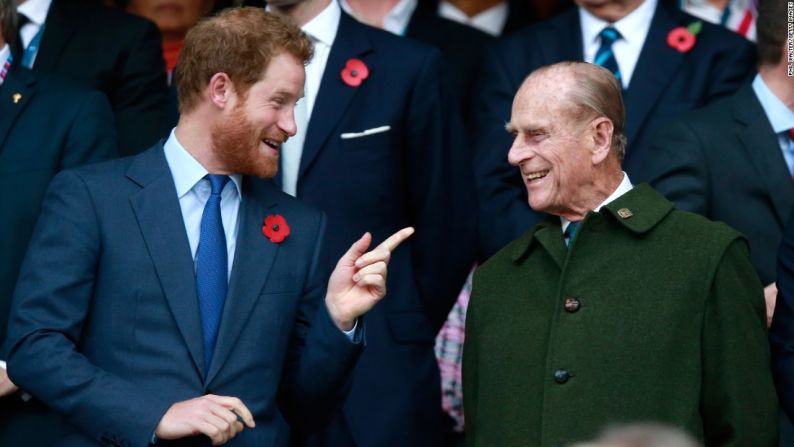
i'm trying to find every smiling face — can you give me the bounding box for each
[506,74,601,219]
[211,52,305,179]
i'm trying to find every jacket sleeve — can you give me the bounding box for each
[405,48,478,330]
[646,118,709,215]
[701,237,779,446]
[5,171,173,447]
[770,212,794,421]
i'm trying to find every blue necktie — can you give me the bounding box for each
[565,221,582,249]
[196,174,230,373]
[595,27,622,84]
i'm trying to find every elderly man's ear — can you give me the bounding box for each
[589,117,614,165]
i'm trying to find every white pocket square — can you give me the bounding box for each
[340,125,391,140]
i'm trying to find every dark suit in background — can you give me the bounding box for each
[286,12,477,447]
[23,0,169,155]
[647,83,793,286]
[473,0,755,259]
[0,65,117,447]
[5,145,361,446]
[405,9,492,135]
[771,212,794,426]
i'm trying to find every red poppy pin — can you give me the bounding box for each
[341,58,369,87]
[262,214,290,244]
[667,20,702,53]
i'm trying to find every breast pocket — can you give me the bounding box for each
[340,127,393,160]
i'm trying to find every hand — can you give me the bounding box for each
[0,365,19,397]
[155,394,255,445]
[765,282,778,328]
[325,227,415,330]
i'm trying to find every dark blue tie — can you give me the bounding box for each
[595,27,622,84]
[196,174,230,373]
[564,221,582,249]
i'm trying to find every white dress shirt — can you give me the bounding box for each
[340,0,417,35]
[752,74,794,176]
[17,0,51,67]
[277,0,340,196]
[163,129,243,278]
[0,44,10,86]
[561,172,634,234]
[438,0,507,36]
[579,0,657,89]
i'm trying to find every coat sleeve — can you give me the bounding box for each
[278,213,363,432]
[404,48,478,330]
[646,119,709,215]
[5,171,174,447]
[60,89,119,169]
[113,19,169,156]
[700,237,779,446]
[770,211,794,421]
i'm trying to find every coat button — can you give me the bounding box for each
[564,297,580,313]
[553,369,570,384]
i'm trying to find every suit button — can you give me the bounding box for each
[553,369,570,384]
[564,297,580,313]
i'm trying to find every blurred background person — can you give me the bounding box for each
[680,0,756,41]
[0,1,117,445]
[13,0,169,155]
[415,0,573,36]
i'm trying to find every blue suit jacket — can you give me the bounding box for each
[280,13,477,447]
[473,0,756,258]
[770,211,794,422]
[5,145,362,447]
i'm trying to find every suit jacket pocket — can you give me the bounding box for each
[388,311,436,345]
[340,127,393,159]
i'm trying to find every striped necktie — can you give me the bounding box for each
[595,27,623,84]
[564,221,582,249]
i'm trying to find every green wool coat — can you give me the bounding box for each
[463,184,779,447]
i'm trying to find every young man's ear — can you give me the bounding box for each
[208,72,235,109]
[590,117,614,165]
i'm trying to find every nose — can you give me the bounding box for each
[281,106,298,137]
[507,136,530,167]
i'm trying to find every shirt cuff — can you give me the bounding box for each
[0,360,6,370]
[343,319,359,342]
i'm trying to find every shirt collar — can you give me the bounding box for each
[579,0,657,47]
[340,0,417,35]
[438,0,507,36]
[561,171,634,231]
[303,0,341,47]
[17,0,52,26]
[752,73,794,134]
[163,128,243,199]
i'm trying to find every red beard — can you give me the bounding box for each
[210,105,284,179]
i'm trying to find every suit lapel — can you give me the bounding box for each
[531,222,567,270]
[34,0,79,71]
[735,85,794,226]
[298,13,374,181]
[0,68,36,152]
[205,179,281,385]
[623,1,686,151]
[127,147,206,377]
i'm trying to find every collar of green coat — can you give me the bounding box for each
[510,183,675,262]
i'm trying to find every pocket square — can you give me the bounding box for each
[340,125,391,140]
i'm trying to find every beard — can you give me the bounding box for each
[210,105,284,179]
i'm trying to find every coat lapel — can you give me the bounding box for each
[33,0,79,71]
[734,85,794,226]
[127,147,206,377]
[623,1,686,153]
[205,179,281,385]
[298,12,374,181]
[0,68,35,152]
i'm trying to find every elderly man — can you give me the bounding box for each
[5,7,411,446]
[462,61,778,447]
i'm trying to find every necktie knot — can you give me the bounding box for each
[599,27,621,45]
[206,174,229,196]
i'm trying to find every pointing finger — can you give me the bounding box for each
[376,227,414,252]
